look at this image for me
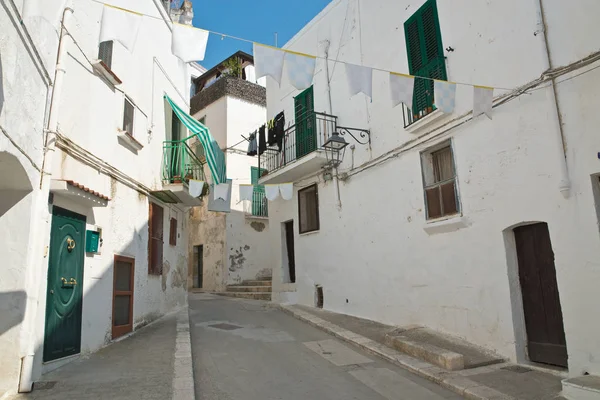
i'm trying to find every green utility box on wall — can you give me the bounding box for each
[85,230,100,253]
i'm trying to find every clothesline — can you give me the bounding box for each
[86,0,514,92]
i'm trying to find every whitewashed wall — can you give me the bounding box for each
[266,0,600,377]
[4,0,194,389]
[0,0,57,394]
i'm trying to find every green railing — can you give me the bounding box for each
[162,140,206,184]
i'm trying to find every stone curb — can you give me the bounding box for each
[279,305,516,400]
[172,308,195,400]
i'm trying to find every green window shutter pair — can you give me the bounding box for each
[404,0,447,119]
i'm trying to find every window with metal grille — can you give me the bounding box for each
[169,217,177,246]
[404,0,446,121]
[123,98,134,136]
[298,184,319,234]
[98,40,113,70]
[421,143,459,220]
[148,203,164,275]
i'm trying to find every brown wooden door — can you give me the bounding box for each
[514,223,568,368]
[285,221,296,283]
[112,255,135,339]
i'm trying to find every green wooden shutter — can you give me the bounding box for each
[404,0,446,119]
[251,167,266,216]
[294,86,317,159]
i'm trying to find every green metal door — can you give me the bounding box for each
[294,86,316,159]
[44,207,86,362]
[251,167,266,216]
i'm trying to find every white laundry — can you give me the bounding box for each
[265,185,280,201]
[22,0,66,25]
[172,23,209,63]
[239,185,254,202]
[284,52,316,90]
[99,5,142,52]
[188,180,205,198]
[345,63,373,98]
[434,80,456,114]
[473,86,494,119]
[254,43,285,85]
[279,183,293,201]
[213,183,229,201]
[389,73,415,108]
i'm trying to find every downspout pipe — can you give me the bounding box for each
[534,0,571,197]
[18,6,74,393]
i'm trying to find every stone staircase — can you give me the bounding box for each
[216,278,272,301]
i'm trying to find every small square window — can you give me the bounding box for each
[98,41,113,70]
[123,98,135,136]
[421,142,459,220]
[298,184,319,234]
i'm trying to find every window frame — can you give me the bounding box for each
[123,97,135,137]
[148,202,164,275]
[298,184,320,234]
[98,40,114,70]
[112,255,135,339]
[420,141,460,220]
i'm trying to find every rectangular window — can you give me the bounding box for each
[404,0,446,120]
[148,203,164,275]
[98,40,113,70]
[421,143,459,220]
[298,184,319,234]
[123,98,135,136]
[169,217,177,246]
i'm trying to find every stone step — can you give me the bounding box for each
[226,285,272,293]
[384,327,504,371]
[240,280,272,287]
[215,292,271,301]
[563,375,600,400]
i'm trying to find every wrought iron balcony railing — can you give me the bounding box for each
[243,190,268,217]
[258,111,337,176]
[162,140,206,185]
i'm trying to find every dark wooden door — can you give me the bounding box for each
[285,221,296,283]
[194,245,203,288]
[44,207,85,362]
[112,256,135,339]
[514,223,568,368]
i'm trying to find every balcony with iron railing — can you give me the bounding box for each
[402,57,447,129]
[153,139,206,206]
[258,111,337,185]
[243,190,268,218]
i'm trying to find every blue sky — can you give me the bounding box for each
[192,0,332,69]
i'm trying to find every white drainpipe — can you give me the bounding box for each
[533,0,571,197]
[18,6,74,393]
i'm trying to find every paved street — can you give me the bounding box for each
[189,293,463,400]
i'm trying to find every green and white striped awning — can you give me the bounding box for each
[165,95,227,185]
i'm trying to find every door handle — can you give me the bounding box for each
[61,277,77,286]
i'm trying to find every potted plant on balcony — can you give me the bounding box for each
[184,168,194,183]
[173,175,182,184]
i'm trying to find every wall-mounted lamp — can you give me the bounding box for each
[323,132,348,168]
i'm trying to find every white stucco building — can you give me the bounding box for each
[188,52,272,294]
[261,0,600,395]
[0,0,200,395]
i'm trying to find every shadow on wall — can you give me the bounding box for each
[0,151,34,217]
[0,50,4,115]
[0,291,26,336]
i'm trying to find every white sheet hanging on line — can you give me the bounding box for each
[253,43,285,85]
[172,23,209,63]
[213,183,230,201]
[284,51,316,90]
[345,63,373,98]
[239,185,253,202]
[188,180,205,198]
[433,80,457,114]
[265,185,280,201]
[99,5,142,52]
[389,73,415,108]
[279,183,293,201]
[473,86,493,119]
[22,0,66,25]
